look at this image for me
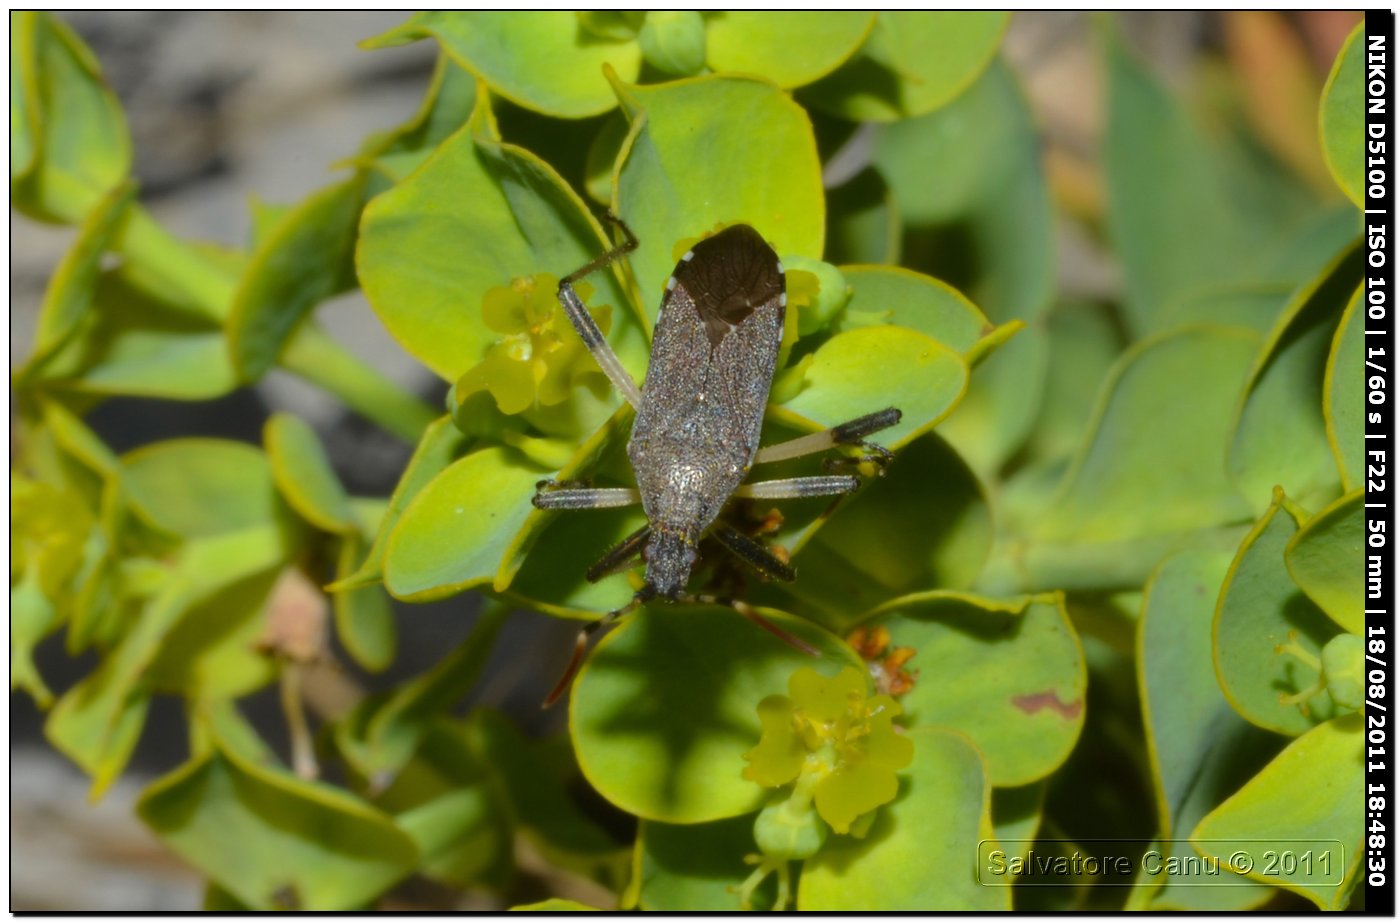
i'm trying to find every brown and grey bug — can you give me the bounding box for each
[534,217,901,705]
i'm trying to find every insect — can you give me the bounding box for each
[534,216,901,705]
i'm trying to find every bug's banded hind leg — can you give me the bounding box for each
[542,587,654,708]
[754,407,902,469]
[557,214,645,409]
[733,475,860,501]
[533,483,641,510]
[586,523,651,582]
[711,524,795,583]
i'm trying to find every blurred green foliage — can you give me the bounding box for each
[10,10,1365,911]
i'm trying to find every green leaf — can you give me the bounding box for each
[824,168,900,266]
[1324,286,1365,490]
[38,395,122,481]
[332,416,470,590]
[28,269,239,401]
[635,815,776,911]
[1258,203,1363,288]
[872,58,1051,325]
[466,709,628,880]
[495,407,633,591]
[359,83,646,382]
[11,568,59,705]
[142,566,281,700]
[571,603,861,823]
[1137,550,1280,910]
[873,58,1055,473]
[637,12,706,77]
[991,782,1046,863]
[504,500,644,617]
[121,438,293,540]
[583,111,628,205]
[17,179,135,379]
[370,719,513,890]
[1158,283,1293,336]
[1038,325,1259,544]
[1230,243,1362,512]
[612,74,824,321]
[947,330,1052,480]
[10,11,131,222]
[856,592,1085,786]
[264,413,355,535]
[511,899,600,911]
[362,53,477,183]
[1285,489,1364,634]
[10,12,36,179]
[800,12,1008,122]
[1214,489,1345,736]
[1022,300,1128,466]
[226,176,365,381]
[767,432,991,631]
[1102,22,1328,337]
[772,326,967,450]
[46,526,292,797]
[203,883,253,911]
[835,265,991,355]
[332,532,396,672]
[703,12,874,89]
[137,744,419,910]
[339,605,506,781]
[383,443,550,601]
[366,12,641,119]
[1191,715,1363,910]
[1319,25,1365,208]
[798,727,1006,910]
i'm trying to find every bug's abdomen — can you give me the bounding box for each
[629,302,784,538]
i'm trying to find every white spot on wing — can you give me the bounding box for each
[779,292,787,307]
[681,250,695,262]
[775,260,785,273]
[665,275,677,291]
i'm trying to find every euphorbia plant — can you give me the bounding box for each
[11,10,1365,912]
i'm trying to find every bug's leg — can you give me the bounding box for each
[676,591,819,657]
[557,214,645,410]
[753,407,902,469]
[732,475,861,501]
[542,586,654,708]
[710,523,795,583]
[532,484,641,510]
[585,523,652,582]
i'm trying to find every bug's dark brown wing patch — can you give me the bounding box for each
[670,224,784,347]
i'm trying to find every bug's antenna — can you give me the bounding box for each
[542,587,653,708]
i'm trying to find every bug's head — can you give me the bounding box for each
[643,529,697,600]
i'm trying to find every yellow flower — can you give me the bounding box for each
[743,665,913,835]
[455,274,612,415]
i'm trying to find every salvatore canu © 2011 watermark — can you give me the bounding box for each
[976,840,1348,888]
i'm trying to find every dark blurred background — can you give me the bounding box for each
[9,10,1360,910]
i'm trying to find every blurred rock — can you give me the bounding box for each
[10,747,202,911]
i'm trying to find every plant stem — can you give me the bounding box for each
[280,324,439,443]
[114,203,236,320]
[280,664,319,780]
[115,201,438,442]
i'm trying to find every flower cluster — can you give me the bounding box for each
[744,665,914,838]
[453,274,612,416]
